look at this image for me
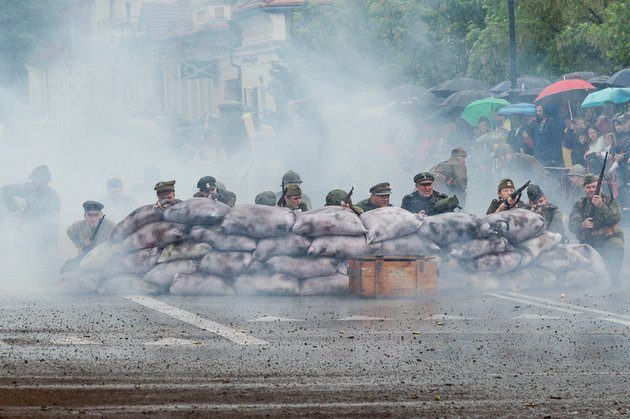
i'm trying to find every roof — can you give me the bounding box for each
[139,1,193,38]
[232,0,328,15]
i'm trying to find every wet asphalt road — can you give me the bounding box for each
[0,289,628,417]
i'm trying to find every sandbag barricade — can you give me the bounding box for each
[58,202,609,295]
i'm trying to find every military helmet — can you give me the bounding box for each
[255,191,276,206]
[567,164,586,177]
[325,189,348,206]
[29,165,51,183]
[282,170,302,185]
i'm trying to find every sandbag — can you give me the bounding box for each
[221,204,295,238]
[105,247,160,277]
[188,225,257,252]
[158,241,211,263]
[163,198,230,226]
[536,244,590,274]
[98,274,161,295]
[380,233,440,256]
[307,235,380,259]
[169,273,235,296]
[484,209,547,243]
[199,251,253,277]
[465,251,523,275]
[234,273,299,295]
[266,255,339,279]
[568,244,609,281]
[300,274,349,295]
[120,222,186,252]
[79,241,122,272]
[515,231,562,260]
[418,212,493,247]
[448,234,512,261]
[293,207,366,237]
[253,233,312,261]
[144,259,199,289]
[110,204,164,242]
[360,207,423,243]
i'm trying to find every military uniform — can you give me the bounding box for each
[569,189,624,284]
[67,218,115,252]
[324,189,364,214]
[401,190,449,215]
[356,182,392,212]
[430,148,468,206]
[276,170,311,210]
[486,178,528,215]
[154,180,182,210]
[278,184,308,212]
[527,184,565,237]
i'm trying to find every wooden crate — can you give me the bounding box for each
[348,256,438,297]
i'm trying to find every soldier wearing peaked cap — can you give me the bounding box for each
[154,180,182,210]
[277,184,308,212]
[193,176,237,207]
[401,172,459,216]
[61,200,116,273]
[276,170,312,210]
[569,174,624,285]
[356,182,393,212]
[527,184,565,237]
[486,178,528,214]
[430,148,468,207]
[325,189,364,214]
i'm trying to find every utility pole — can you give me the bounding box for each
[508,0,518,104]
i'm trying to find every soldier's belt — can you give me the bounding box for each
[590,224,621,237]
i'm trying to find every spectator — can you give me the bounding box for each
[534,104,564,167]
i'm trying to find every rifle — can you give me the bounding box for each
[586,151,609,219]
[84,215,105,253]
[343,186,361,215]
[276,183,287,207]
[498,180,530,210]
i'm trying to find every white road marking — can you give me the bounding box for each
[484,293,581,314]
[428,314,479,320]
[600,317,630,326]
[512,314,561,320]
[50,336,100,345]
[144,338,201,346]
[250,316,304,322]
[337,315,388,321]
[125,296,268,346]
[504,292,630,321]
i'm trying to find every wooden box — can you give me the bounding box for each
[348,256,438,297]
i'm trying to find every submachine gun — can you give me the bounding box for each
[276,183,287,207]
[498,180,530,209]
[586,151,609,219]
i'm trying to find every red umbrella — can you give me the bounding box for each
[534,79,595,102]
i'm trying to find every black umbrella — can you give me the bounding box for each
[606,68,630,88]
[432,77,491,97]
[491,75,550,96]
[561,71,599,80]
[389,84,428,100]
[442,89,492,108]
[587,75,611,89]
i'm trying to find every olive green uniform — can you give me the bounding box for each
[569,195,624,284]
[355,198,392,213]
[431,157,468,204]
[67,218,116,253]
[276,191,312,211]
[486,199,528,215]
[532,203,565,237]
[193,190,237,207]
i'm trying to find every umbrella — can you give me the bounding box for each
[432,78,491,97]
[587,75,611,89]
[442,89,492,108]
[460,98,509,127]
[491,75,550,95]
[534,79,596,102]
[580,88,630,108]
[562,71,599,80]
[606,68,630,88]
[497,102,535,116]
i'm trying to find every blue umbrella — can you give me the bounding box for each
[497,102,535,116]
[580,87,630,108]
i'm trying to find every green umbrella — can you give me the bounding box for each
[580,87,630,108]
[460,98,509,127]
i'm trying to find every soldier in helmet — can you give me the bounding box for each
[324,189,364,214]
[193,176,237,207]
[527,184,564,237]
[430,147,468,207]
[486,178,528,214]
[356,182,393,212]
[1,165,61,224]
[277,184,308,211]
[569,174,624,285]
[255,191,277,206]
[276,170,312,210]
[565,164,586,208]
[154,180,182,210]
[401,172,459,216]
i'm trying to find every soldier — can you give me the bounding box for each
[569,174,624,285]
[401,173,459,216]
[486,178,528,214]
[276,170,312,210]
[255,191,277,206]
[154,180,182,210]
[61,201,116,273]
[356,182,393,212]
[430,147,468,207]
[1,165,60,224]
[193,176,236,207]
[527,184,565,237]
[100,178,138,222]
[324,189,364,214]
[277,184,308,211]
[215,181,237,208]
[565,164,586,208]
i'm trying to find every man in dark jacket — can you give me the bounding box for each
[401,173,459,216]
[534,104,564,167]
